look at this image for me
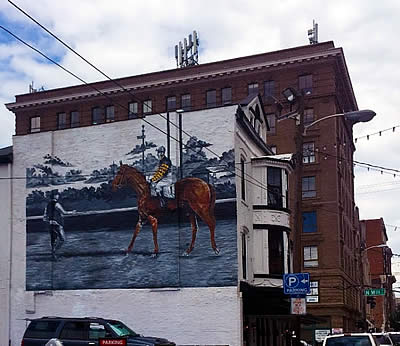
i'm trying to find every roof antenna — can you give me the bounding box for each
[308,20,318,44]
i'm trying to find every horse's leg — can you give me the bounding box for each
[195,207,219,255]
[147,215,159,257]
[183,213,199,256]
[127,217,142,253]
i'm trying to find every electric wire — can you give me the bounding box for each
[0,26,282,198]
[7,0,276,194]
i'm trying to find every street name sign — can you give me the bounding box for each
[283,273,310,295]
[364,288,386,296]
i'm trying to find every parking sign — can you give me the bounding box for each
[283,273,311,295]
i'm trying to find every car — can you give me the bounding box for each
[388,332,400,346]
[21,316,176,346]
[322,333,379,346]
[372,332,393,346]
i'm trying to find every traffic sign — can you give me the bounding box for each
[283,273,310,295]
[364,288,386,296]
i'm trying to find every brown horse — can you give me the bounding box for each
[112,163,219,256]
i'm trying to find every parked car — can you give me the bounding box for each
[322,333,379,346]
[372,332,393,346]
[22,316,176,346]
[388,332,400,346]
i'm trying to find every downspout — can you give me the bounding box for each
[8,161,13,346]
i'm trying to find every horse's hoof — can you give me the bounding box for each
[151,253,158,258]
[182,251,190,257]
[214,248,220,255]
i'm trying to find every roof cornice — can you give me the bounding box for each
[6,47,348,111]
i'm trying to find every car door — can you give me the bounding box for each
[88,322,114,346]
[58,321,91,346]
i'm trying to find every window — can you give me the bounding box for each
[302,176,316,198]
[242,232,247,280]
[166,96,176,111]
[264,80,275,99]
[24,320,60,339]
[248,83,258,95]
[304,246,318,268]
[105,105,115,122]
[92,107,103,125]
[303,108,314,126]
[299,74,313,94]
[70,111,79,127]
[128,102,138,118]
[57,112,67,130]
[89,322,107,340]
[269,230,284,274]
[303,142,315,163]
[267,167,282,208]
[143,100,152,114]
[266,113,276,134]
[222,87,232,105]
[206,89,216,108]
[303,211,317,233]
[241,158,246,201]
[30,116,40,133]
[306,281,319,303]
[181,94,191,110]
[59,321,87,340]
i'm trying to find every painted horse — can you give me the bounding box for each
[112,163,219,256]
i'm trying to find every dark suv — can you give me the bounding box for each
[21,316,176,346]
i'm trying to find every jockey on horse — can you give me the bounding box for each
[150,145,173,207]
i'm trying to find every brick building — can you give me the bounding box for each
[361,218,396,331]
[4,40,369,344]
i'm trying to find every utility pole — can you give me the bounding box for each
[137,125,146,172]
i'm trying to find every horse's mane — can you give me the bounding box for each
[120,164,149,194]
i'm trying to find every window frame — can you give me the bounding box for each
[128,102,139,119]
[166,96,177,111]
[302,176,316,198]
[30,116,41,133]
[57,112,67,130]
[268,229,284,275]
[299,74,313,95]
[221,87,232,105]
[267,166,283,208]
[70,111,80,128]
[303,108,314,126]
[303,211,317,233]
[92,107,103,125]
[181,94,191,111]
[248,82,259,95]
[303,142,315,164]
[266,113,276,134]
[206,89,217,108]
[143,99,152,114]
[264,80,275,100]
[105,105,115,123]
[304,246,318,268]
[240,157,246,201]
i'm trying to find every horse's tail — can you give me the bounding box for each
[208,184,216,216]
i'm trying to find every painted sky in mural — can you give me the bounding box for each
[24,106,238,290]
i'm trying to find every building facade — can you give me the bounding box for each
[4,40,366,345]
[361,218,396,331]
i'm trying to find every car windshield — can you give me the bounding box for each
[390,333,400,343]
[375,334,391,344]
[106,320,139,337]
[325,336,372,345]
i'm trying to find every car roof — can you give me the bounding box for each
[30,316,110,322]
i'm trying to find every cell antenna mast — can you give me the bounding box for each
[175,30,199,68]
[308,20,318,44]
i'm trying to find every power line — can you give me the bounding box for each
[0,27,280,198]
[7,0,278,195]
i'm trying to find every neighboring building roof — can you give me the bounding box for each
[0,146,13,163]
[5,41,357,111]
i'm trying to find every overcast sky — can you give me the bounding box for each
[1,0,400,284]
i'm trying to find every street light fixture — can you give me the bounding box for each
[361,243,388,253]
[303,109,376,135]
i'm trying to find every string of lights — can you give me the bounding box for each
[354,124,400,143]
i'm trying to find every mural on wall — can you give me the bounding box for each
[25,107,237,290]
